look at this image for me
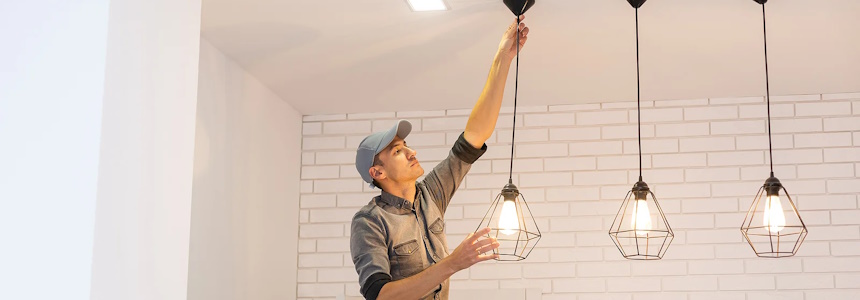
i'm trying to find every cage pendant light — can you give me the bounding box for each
[740,0,808,258]
[608,0,674,260]
[474,0,541,262]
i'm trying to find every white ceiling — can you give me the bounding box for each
[201,0,860,115]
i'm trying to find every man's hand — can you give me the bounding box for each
[497,15,530,61]
[375,228,500,300]
[442,228,500,273]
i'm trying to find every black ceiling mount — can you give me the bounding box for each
[503,0,536,16]
[754,0,768,4]
[627,0,646,9]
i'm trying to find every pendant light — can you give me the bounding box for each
[740,0,808,258]
[474,0,541,261]
[608,0,674,260]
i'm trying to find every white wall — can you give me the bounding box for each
[0,1,109,299]
[1,2,301,299]
[187,39,301,300]
[89,0,203,299]
[298,93,860,299]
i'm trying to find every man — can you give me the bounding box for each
[350,17,530,300]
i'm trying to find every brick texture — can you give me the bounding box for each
[297,93,860,299]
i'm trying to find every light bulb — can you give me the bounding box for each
[498,200,519,235]
[630,199,652,236]
[762,194,786,233]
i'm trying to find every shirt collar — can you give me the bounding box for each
[377,186,419,212]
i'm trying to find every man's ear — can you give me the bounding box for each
[369,166,385,181]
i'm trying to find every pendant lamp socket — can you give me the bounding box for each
[502,181,520,197]
[764,175,782,196]
[633,180,650,200]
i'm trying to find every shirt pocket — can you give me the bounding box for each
[428,218,449,256]
[429,218,445,234]
[392,239,422,279]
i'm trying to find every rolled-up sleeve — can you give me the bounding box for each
[351,212,391,299]
[422,132,487,214]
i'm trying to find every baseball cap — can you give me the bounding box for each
[355,120,412,188]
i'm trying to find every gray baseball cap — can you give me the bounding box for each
[355,120,412,188]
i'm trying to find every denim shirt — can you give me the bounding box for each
[350,133,486,300]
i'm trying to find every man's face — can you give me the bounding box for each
[373,136,424,185]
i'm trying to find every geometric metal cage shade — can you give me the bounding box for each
[744,0,809,259]
[612,0,671,260]
[741,177,808,258]
[475,182,541,261]
[609,181,674,260]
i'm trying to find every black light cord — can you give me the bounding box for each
[635,8,642,180]
[761,3,774,175]
[508,16,522,182]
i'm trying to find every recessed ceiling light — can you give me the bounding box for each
[406,0,448,11]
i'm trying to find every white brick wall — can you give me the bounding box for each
[297,93,860,299]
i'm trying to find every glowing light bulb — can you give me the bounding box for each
[498,200,519,235]
[630,199,652,236]
[762,194,786,233]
